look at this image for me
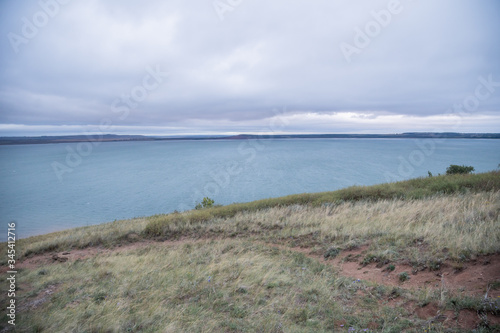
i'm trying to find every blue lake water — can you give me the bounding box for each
[1,138,499,239]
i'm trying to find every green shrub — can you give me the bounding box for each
[399,272,410,282]
[324,247,341,259]
[195,197,215,210]
[446,165,474,175]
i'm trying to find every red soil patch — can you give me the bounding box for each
[281,243,500,331]
[240,240,500,297]
[410,304,485,331]
[397,301,498,331]
[300,244,500,297]
[414,302,440,319]
[456,309,481,330]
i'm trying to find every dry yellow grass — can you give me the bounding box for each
[234,191,500,257]
[14,191,499,263]
[16,218,148,259]
[150,191,500,260]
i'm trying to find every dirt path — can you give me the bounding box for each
[260,241,500,297]
[6,237,499,299]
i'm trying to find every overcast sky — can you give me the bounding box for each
[1,0,499,136]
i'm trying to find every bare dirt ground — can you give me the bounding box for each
[259,241,500,297]
[269,242,500,331]
[326,245,500,298]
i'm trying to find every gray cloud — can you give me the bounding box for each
[1,0,499,135]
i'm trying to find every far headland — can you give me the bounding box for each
[1,132,499,145]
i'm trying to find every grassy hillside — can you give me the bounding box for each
[12,171,499,258]
[2,171,500,332]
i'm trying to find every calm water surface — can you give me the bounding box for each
[1,139,499,238]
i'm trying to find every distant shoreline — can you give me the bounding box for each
[1,132,500,145]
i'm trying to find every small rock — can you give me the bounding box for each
[127,233,140,240]
[236,286,249,294]
[62,252,71,255]
[52,254,68,262]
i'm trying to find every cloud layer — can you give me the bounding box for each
[1,0,499,135]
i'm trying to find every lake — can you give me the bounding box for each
[1,138,499,239]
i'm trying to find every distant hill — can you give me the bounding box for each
[224,132,500,140]
[0,132,499,145]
